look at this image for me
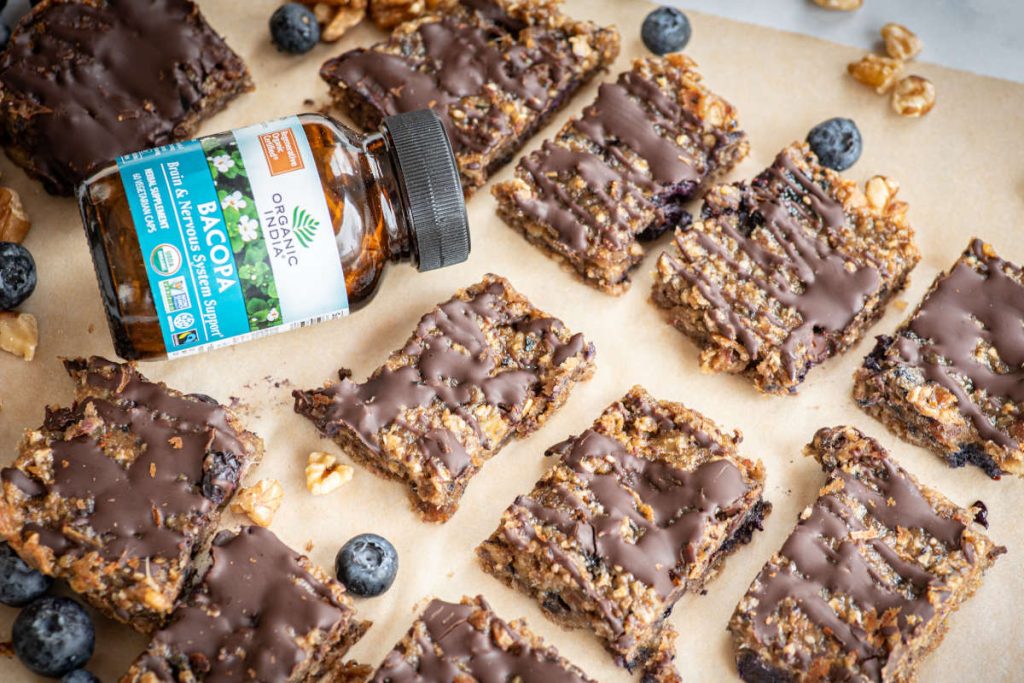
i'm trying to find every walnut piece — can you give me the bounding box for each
[305,451,354,495]
[369,0,457,29]
[881,23,923,61]
[230,479,283,527]
[864,175,900,212]
[891,75,936,117]
[847,54,904,93]
[322,4,365,42]
[0,311,38,361]
[813,0,862,10]
[0,188,30,244]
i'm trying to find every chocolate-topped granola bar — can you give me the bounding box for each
[493,54,749,294]
[0,0,253,196]
[854,239,1024,478]
[730,426,1003,683]
[123,525,369,682]
[477,386,769,680]
[652,144,920,394]
[294,275,596,523]
[371,596,596,683]
[320,0,619,193]
[0,357,263,633]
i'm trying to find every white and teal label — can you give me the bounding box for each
[118,115,348,358]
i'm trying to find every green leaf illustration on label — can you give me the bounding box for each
[292,206,321,248]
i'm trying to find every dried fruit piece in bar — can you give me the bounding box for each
[294,274,596,522]
[652,143,920,395]
[729,426,1003,683]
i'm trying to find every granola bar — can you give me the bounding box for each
[0,357,264,633]
[493,54,749,294]
[854,239,1024,478]
[371,595,596,682]
[0,0,253,196]
[293,274,596,522]
[319,0,620,193]
[477,386,769,679]
[122,525,370,682]
[653,143,920,394]
[729,426,1003,682]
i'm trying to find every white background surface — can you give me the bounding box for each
[671,0,1024,83]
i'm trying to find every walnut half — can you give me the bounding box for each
[0,311,38,361]
[230,479,284,527]
[305,451,353,495]
[891,75,936,117]
[0,188,31,244]
[847,54,904,94]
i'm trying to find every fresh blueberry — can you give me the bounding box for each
[806,117,863,171]
[270,3,320,55]
[61,671,100,683]
[0,23,10,50]
[0,241,36,310]
[641,6,692,55]
[335,533,398,597]
[0,542,52,607]
[13,597,95,678]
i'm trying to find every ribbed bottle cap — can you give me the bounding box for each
[382,110,470,272]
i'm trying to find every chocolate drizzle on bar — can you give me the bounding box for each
[295,280,590,477]
[505,397,750,604]
[326,0,573,157]
[144,526,351,681]
[749,447,967,677]
[514,68,712,253]
[373,597,590,683]
[672,148,882,380]
[894,239,1024,449]
[0,0,251,194]
[1,357,246,563]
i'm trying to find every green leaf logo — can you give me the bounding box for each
[292,207,320,248]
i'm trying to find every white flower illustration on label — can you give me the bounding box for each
[238,215,260,242]
[221,190,247,211]
[212,154,235,173]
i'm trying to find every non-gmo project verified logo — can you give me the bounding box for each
[159,277,191,313]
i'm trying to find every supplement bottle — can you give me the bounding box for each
[77,109,469,361]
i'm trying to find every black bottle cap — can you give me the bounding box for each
[382,110,470,272]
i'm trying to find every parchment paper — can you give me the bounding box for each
[1,2,1022,681]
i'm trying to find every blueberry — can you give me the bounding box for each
[0,23,9,50]
[641,7,692,55]
[806,117,863,171]
[335,533,398,597]
[61,671,100,683]
[0,242,36,311]
[0,542,52,607]
[270,3,320,55]
[13,597,95,678]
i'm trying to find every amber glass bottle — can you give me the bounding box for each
[77,110,469,361]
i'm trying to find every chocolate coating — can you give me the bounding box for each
[0,0,251,195]
[373,597,593,683]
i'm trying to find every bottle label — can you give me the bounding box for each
[117,115,348,358]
